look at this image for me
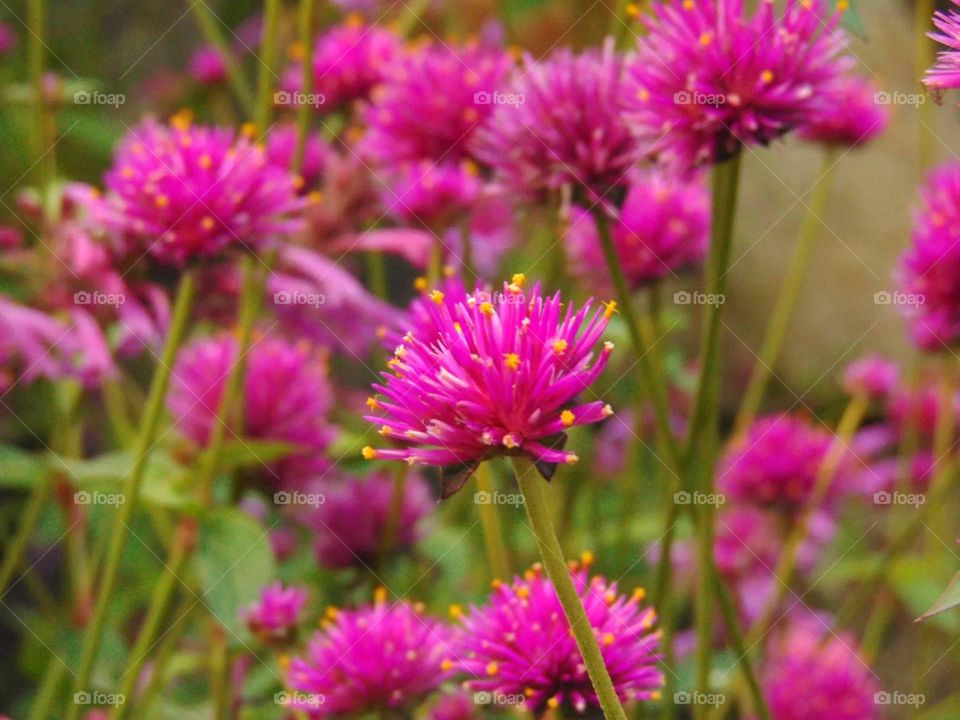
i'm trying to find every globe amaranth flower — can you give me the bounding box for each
[363,276,616,496]
[380,160,481,229]
[359,38,512,165]
[102,114,306,267]
[898,162,960,350]
[841,354,899,399]
[281,16,400,111]
[472,38,638,200]
[167,333,335,486]
[565,171,710,291]
[717,414,850,514]
[450,559,663,715]
[264,124,329,192]
[763,622,880,720]
[188,46,227,85]
[797,75,889,148]
[285,590,452,716]
[925,0,960,93]
[242,582,309,644]
[298,470,433,569]
[626,0,853,168]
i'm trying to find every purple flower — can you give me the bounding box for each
[381,160,481,229]
[264,124,329,192]
[359,39,512,165]
[925,0,960,92]
[472,38,637,200]
[189,46,228,85]
[102,116,305,267]
[282,16,400,111]
[842,355,899,399]
[242,581,309,643]
[626,0,853,168]
[363,277,616,494]
[898,162,960,350]
[763,622,880,720]
[565,171,710,291]
[0,298,82,391]
[167,333,335,486]
[797,75,889,148]
[451,561,663,714]
[885,374,960,444]
[285,592,452,716]
[298,470,433,569]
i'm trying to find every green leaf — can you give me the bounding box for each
[58,450,193,509]
[919,571,960,621]
[0,445,49,488]
[193,508,276,642]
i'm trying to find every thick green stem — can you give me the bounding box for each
[190,4,255,114]
[294,0,316,173]
[512,457,627,720]
[27,0,55,193]
[378,463,409,561]
[428,238,444,286]
[735,150,837,432]
[255,0,282,131]
[367,251,388,300]
[27,650,68,720]
[475,462,511,581]
[64,271,196,720]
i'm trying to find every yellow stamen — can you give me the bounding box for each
[414,276,428,292]
[448,604,463,619]
[155,195,169,209]
[511,273,526,288]
[504,353,521,370]
[560,409,576,427]
[170,109,193,130]
[430,290,445,305]
[288,41,306,61]
[516,586,530,599]
[198,154,213,170]
[362,446,378,460]
[552,339,568,354]
[240,121,257,138]
[441,658,454,671]
[379,425,392,437]
[486,662,499,676]
[603,300,618,319]
[581,550,595,566]
[699,32,713,46]
[761,70,774,84]
[547,697,560,710]
[201,216,216,231]
[480,301,495,316]
[374,586,388,604]
[603,632,615,646]
[367,397,379,410]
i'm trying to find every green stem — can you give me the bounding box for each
[134,600,197,719]
[211,623,231,720]
[27,651,68,720]
[64,271,197,720]
[512,457,627,720]
[0,482,50,597]
[735,150,837,433]
[255,0,282,132]
[367,251,388,300]
[475,462,511,581]
[378,463,409,561]
[460,217,475,283]
[294,0,316,174]
[428,238,443,286]
[189,3,256,114]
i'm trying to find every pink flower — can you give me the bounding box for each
[797,75,889,148]
[188,46,228,85]
[626,0,853,168]
[380,160,481,229]
[841,355,899,399]
[242,582,309,643]
[925,0,960,92]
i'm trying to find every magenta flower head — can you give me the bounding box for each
[797,75,889,148]
[763,622,880,720]
[282,16,400,111]
[842,354,899,400]
[285,590,452,716]
[363,276,616,496]
[360,38,512,165]
[717,414,848,514]
[626,0,853,169]
[472,38,637,200]
[242,581,309,644]
[265,124,329,192]
[450,559,664,714]
[102,114,306,267]
[381,160,481,229]
[299,470,433,569]
[565,171,710,291]
[188,46,228,85]
[925,0,960,93]
[898,162,960,350]
[167,333,335,486]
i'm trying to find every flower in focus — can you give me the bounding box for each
[763,622,880,720]
[924,0,960,93]
[797,75,889,148]
[360,38,512,165]
[242,581,309,644]
[842,354,899,400]
[451,560,663,714]
[102,115,306,267]
[167,333,335,486]
[364,277,616,495]
[298,470,433,568]
[898,162,960,350]
[717,414,847,514]
[188,46,227,85]
[281,16,400,111]
[626,0,853,168]
[472,38,637,200]
[565,171,710,291]
[285,591,452,716]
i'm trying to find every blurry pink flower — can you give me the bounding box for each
[188,46,228,85]
[797,75,889,148]
[242,581,309,644]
